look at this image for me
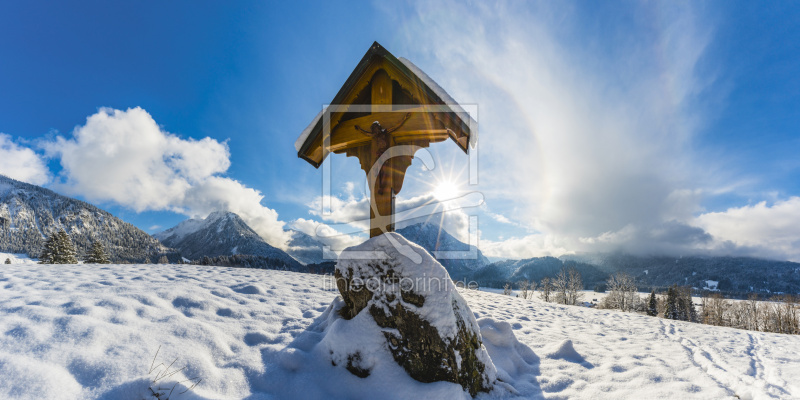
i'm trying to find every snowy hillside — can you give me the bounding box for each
[0,174,169,262]
[0,252,36,264]
[559,253,800,295]
[154,211,300,268]
[1,264,797,399]
[471,257,607,289]
[471,252,800,295]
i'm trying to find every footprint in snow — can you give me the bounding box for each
[216,308,234,317]
[172,297,205,309]
[244,332,272,346]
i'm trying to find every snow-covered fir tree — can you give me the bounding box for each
[680,286,698,322]
[664,285,679,320]
[4,257,10,264]
[54,230,78,264]
[647,290,658,316]
[38,232,58,264]
[85,241,110,264]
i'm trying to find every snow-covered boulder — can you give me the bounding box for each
[333,233,496,396]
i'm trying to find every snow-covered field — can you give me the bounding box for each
[1,264,798,399]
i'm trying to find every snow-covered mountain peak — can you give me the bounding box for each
[153,218,203,242]
[205,210,236,223]
[396,221,490,279]
[154,210,302,268]
[154,210,240,242]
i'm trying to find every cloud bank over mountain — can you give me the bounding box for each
[379,1,800,262]
[40,107,290,248]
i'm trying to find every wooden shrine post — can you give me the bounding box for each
[295,42,474,238]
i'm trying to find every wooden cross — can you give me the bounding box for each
[296,42,474,238]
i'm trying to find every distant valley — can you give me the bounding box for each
[3,173,799,296]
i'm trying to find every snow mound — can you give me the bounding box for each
[544,339,586,364]
[336,233,481,340]
[477,318,540,395]
[231,283,264,295]
[259,297,478,399]
[333,233,497,395]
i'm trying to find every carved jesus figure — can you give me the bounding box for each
[355,113,411,195]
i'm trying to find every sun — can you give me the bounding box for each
[433,180,460,201]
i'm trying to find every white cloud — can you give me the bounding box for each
[43,107,229,211]
[694,198,800,261]
[183,176,288,247]
[480,234,572,260]
[289,217,364,252]
[307,195,370,230]
[43,107,290,248]
[0,133,50,185]
[480,220,713,260]
[387,1,724,257]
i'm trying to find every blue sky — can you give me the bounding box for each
[1,1,800,261]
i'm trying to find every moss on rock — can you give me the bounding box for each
[334,234,496,396]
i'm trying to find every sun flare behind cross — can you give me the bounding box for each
[432,180,461,201]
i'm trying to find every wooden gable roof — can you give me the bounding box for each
[295,41,476,168]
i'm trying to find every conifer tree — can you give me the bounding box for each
[647,290,658,316]
[663,285,679,320]
[55,230,78,264]
[85,241,110,264]
[677,296,688,321]
[39,231,58,264]
[680,286,698,322]
[4,257,10,264]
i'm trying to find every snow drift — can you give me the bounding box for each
[1,263,798,399]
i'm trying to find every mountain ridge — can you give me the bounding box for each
[396,222,490,279]
[467,250,800,296]
[154,210,302,269]
[0,174,170,262]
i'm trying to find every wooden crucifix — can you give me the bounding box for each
[295,42,474,238]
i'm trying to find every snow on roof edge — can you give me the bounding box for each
[398,57,478,149]
[295,107,326,152]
